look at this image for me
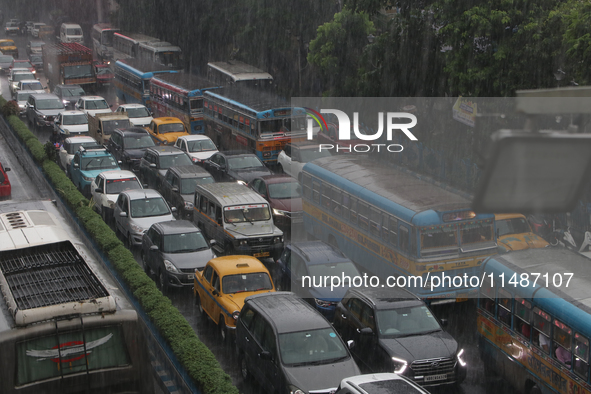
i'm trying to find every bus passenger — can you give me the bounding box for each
[556,345,572,365]
[538,332,550,352]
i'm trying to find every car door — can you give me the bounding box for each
[252,316,281,394]
[148,228,164,275]
[70,153,81,186]
[108,133,121,162]
[59,140,69,169]
[204,153,221,180]
[279,144,292,177]
[205,269,221,320]
[114,193,129,235]
[160,170,174,204]
[170,173,182,210]
[290,252,310,297]
[173,138,184,152]
[90,174,103,211]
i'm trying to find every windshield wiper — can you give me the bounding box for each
[240,210,254,225]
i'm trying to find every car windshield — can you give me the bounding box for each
[67,28,82,35]
[267,181,301,199]
[299,148,332,163]
[62,87,85,97]
[125,107,150,118]
[29,55,42,63]
[180,176,214,194]
[227,156,265,170]
[0,55,13,62]
[376,305,442,338]
[16,92,33,101]
[0,41,14,47]
[221,272,272,294]
[62,114,88,125]
[30,41,43,47]
[105,177,142,194]
[130,197,170,218]
[187,139,216,152]
[159,123,185,133]
[13,73,34,82]
[84,99,110,109]
[37,99,65,110]
[224,205,271,223]
[162,231,209,253]
[80,156,118,171]
[22,82,43,90]
[497,217,531,237]
[159,153,192,169]
[307,261,359,278]
[68,141,97,154]
[278,328,348,366]
[124,135,154,149]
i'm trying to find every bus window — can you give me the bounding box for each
[302,174,312,199]
[420,226,457,249]
[514,297,532,340]
[574,333,589,379]
[321,184,331,210]
[400,226,410,254]
[385,216,398,246]
[358,202,369,231]
[497,289,512,327]
[480,277,495,315]
[312,180,321,204]
[553,319,573,367]
[349,197,358,224]
[533,307,551,353]
[369,207,381,238]
[341,193,350,219]
[460,221,493,244]
[331,188,342,215]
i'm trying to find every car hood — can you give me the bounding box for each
[128,116,153,127]
[37,109,63,117]
[228,168,273,183]
[59,123,89,135]
[188,151,217,161]
[221,289,274,312]
[129,214,175,232]
[498,233,548,252]
[379,330,457,362]
[226,222,280,237]
[85,108,112,117]
[283,358,360,393]
[156,132,188,143]
[269,197,302,213]
[163,248,216,271]
[123,148,148,160]
[81,168,118,179]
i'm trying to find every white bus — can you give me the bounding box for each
[91,23,120,61]
[137,40,183,70]
[207,60,274,89]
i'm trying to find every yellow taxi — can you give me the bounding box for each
[194,255,275,341]
[145,117,190,146]
[495,213,549,252]
[0,39,18,58]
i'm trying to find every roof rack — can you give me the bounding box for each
[78,144,106,152]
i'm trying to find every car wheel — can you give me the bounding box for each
[125,232,133,250]
[101,207,109,224]
[141,252,151,276]
[240,354,250,381]
[195,293,206,318]
[219,316,228,342]
[158,270,168,292]
[277,163,284,174]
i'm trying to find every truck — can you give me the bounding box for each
[88,112,131,146]
[42,42,95,90]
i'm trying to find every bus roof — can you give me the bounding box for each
[116,58,178,76]
[303,155,478,223]
[208,61,273,82]
[92,23,119,32]
[139,40,181,52]
[114,32,155,44]
[204,86,300,116]
[152,71,219,97]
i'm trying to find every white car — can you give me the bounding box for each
[90,170,143,223]
[58,135,100,174]
[277,142,332,181]
[173,135,218,165]
[15,89,45,116]
[75,95,112,117]
[334,373,430,394]
[114,104,153,127]
[54,110,89,136]
[31,22,45,38]
[9,69,35,95]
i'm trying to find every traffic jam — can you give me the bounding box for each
[1,11,590,394]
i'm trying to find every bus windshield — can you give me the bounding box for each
[460,221,494,245]
[421,226,458,249]
[157,52,181,68]
[101,30,115,46]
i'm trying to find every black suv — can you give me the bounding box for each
[159,165,215,220]
[332,287,467,387]
[107,127,156,171]
[138,146,193,190]
[203,151,273,184]
[52,84,86,109]
[25,93,65,131]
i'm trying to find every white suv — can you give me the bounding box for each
[75,95,112,117]
[335,373,430,394]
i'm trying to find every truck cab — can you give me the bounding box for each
[88,112,131,146]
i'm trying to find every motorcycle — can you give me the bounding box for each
[549,227,577,250]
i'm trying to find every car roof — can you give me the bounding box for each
[217,150,256,157]
[196,183,267,206]
[288,141,322,150]
[245,292,331,333]
[289,241,350,266]
[11,69,31,74]
[339,373,430,393]
[115,126,149,135]
[80,95,107,101]
[254,174,297,184]
[178,135,213,142]
[147,146,184,155]
[169,165,212,178]
[207,255,269,276]
[16,90,45,98]
[64,136,96,143]
[98,170,138,180]
[77,148,112,157]
[152,117,184,124]
[18,79,41,84]
[152,219,199,235]
[30,93,60,100]
[345,287,422,310]
[124,189,163,200]
[60,110,86,116]
[118,103,147,109]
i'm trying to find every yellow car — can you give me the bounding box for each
[0,39,18,57]
[146,117,190,146]
[194,255,275,341]
[495,213,549,252]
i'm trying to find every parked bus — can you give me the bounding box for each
[114,58,178,106]
[150,71,219,134]
[91,23,120,61]
[203,86,307,164]
[0,205,152,393]
[207,60,273,89]
[112,32,155,59]
[301,155,498,303]
[477,248,591,394]
[137,40,182,70]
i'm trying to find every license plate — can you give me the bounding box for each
[456,297,468,302]
[253,251,270,258]
[187,274,194,280]
[424,374,447,382]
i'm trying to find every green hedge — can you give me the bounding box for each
[0,96,239,394]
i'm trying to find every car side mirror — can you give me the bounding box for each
[171,207,177,213]
[359,327,373,335]
[171,187,179,193]
[210,239,216,246]
[94,188,102,193]
[5,167,10,172]
[259,351,272,361]
[73,163,79,168]
[119,211,127,217]
[213,289,219,296]
[149,163,156,168]
[150,245,159,251]
[347,340,355,349]
[440,318,448,328]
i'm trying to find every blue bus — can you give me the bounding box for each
[203,86,307,164]
[301,155,498,304]
[477,248,591,394]
[113,58,177,106]
[150,71,220,134]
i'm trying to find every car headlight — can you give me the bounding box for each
[63,129,70,134]
[273,208,288,216]
[457,348,467,367]
[41,115,47,120]
[162,140,168,145]
[31,70,36,74]
[82,175,94,181]
[129,223,144,233]
[273,236,283,243]
[164,259,179,273]
[191,157,202,164]
[314,298,333,308]
[183,201,194,210]
[236,180,247,185]
[62,99,69,105]
[288,386,305,394]
[392,356,408,374]
[232,311,240,320]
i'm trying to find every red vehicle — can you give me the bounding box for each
[9,59,35,74]
[247,174,303,231]
[0,161,11,200]
[94,61,114,88]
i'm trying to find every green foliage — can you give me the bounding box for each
[2,100,19,117]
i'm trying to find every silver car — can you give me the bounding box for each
[114,189,176,247]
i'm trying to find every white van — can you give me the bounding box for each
[60,23,84,44]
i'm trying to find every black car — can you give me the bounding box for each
[28,53,43,72]
[332,287,467,387]
[107,127,156,171]
[25,93,65,131]
[138,146,193,190]
[203,151,273,184]
[159,165,215,220]
[52,84,86,109]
